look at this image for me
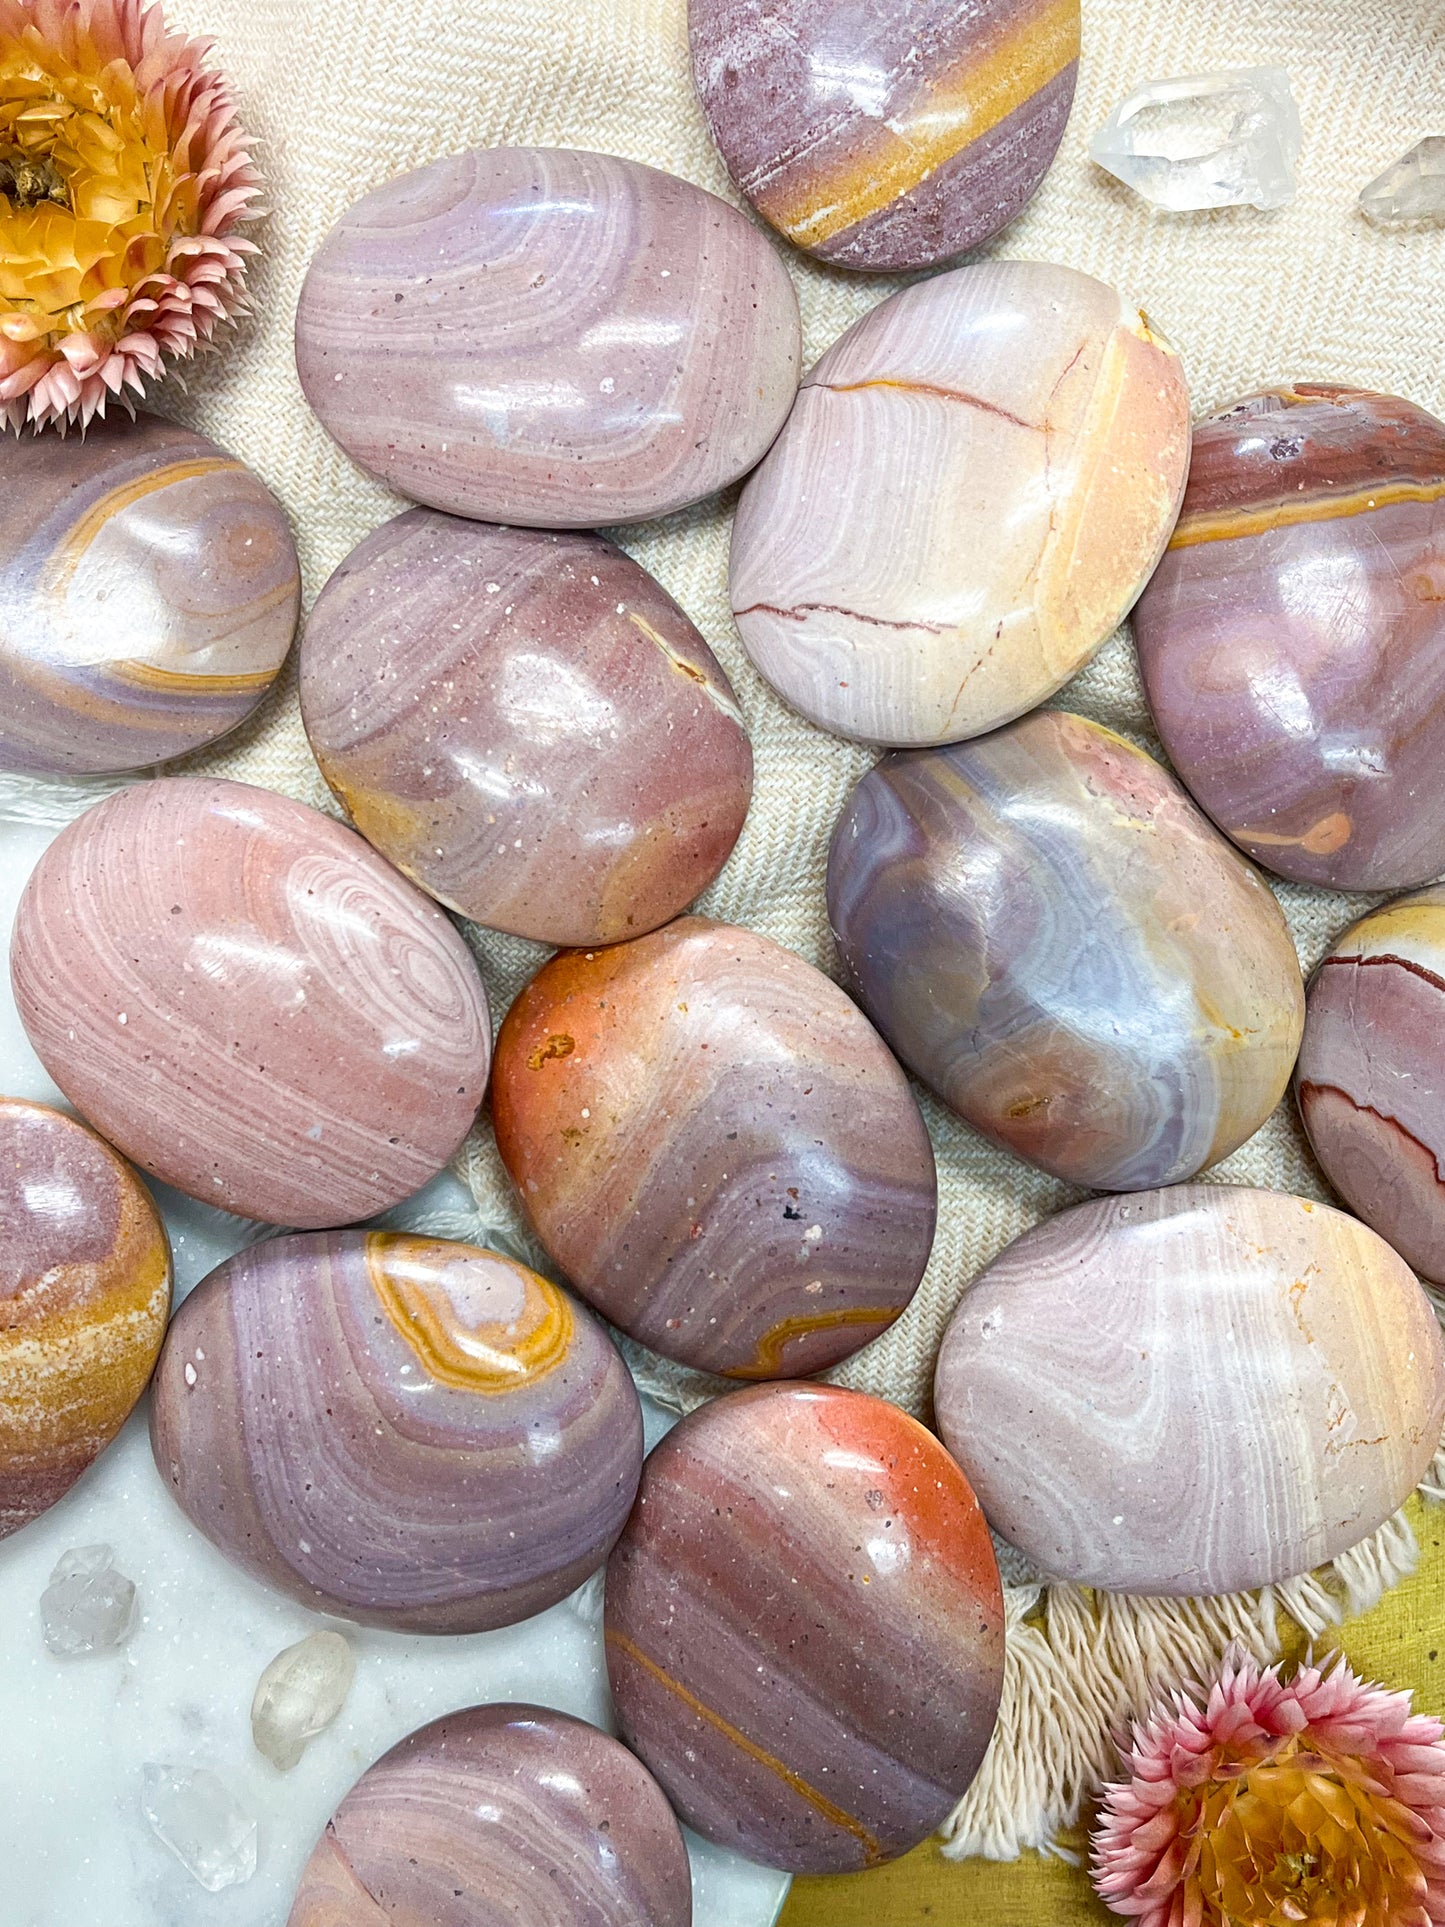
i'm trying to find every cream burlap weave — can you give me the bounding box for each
[7,0,1445,1862]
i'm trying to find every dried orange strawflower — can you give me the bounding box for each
[0,0,261,431]
[1093,1647,1445,1927]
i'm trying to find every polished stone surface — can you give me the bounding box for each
[296,147,801,528]
[730,261,1189,746]
[10,779,491,1228]
[0,1097,170,1539]
[1135,384,1445,891]
[605,1383,1004,1873]
[689,0,1079,271]
[150,1232,642,1633]
[1298,888,1445,1284]
[491,915,936,1378]
[935,1185,1445,1595]
[827,710,1304,1191]
[0,415,299,776]
[1090,68,1301,211]
[301,512,753,946]
[288,1702,692,1927]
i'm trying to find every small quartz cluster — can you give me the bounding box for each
[251,1629,355,1770]
[140,1763,257,1892]
[1091,67,1301,211]
[40,1544,136,1655]
[1359,137,1445,227]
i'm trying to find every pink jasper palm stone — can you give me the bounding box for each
[301,512,753,946]
[10,778,491,1227]
[295,146,802,526]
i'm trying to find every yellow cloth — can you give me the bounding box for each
[781,1495,1445,1924]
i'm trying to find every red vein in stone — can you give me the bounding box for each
[808,375,1042,432]
[1317,952,1445,997]
[733,600,951,634]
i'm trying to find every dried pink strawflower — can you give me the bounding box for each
[1093,1646,1445,1926]
[0,0,261,431]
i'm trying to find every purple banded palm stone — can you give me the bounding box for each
[490,916,937,1379]
[150,1232,643,1633]
[288,1703,691,1927]
[605,1382,1005,1873]
[1134,384,1445,890]
[295,147,801,528]
[0,413,299,775]
[826,710,1305,1191]
[690,0,1079,272]
[1298,889,1445,1284]
[10,778,491,1228]
[300,511,753,947]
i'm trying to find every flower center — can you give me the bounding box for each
[0,148,70,210]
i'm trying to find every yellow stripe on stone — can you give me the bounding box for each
[605,1627,886,1866]
[1169,476,1445,549]
[729,1305,897,1381]
[366,1234,574,1394]
[108,656,281,695]
[764,0,1079,250]
[45,456,247,595]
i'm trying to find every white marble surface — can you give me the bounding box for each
[0,813,789,1927]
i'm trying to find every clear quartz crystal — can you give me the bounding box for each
[1359,138,1445,227]
[140,1764,258,1892]
[40,1544,137,1655]
[250,1630,355,1770]
[1091,68,1302,211]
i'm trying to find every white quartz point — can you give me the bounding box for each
[140,1764,258,1891]
[40,1543,137,1655]
[250,1629,355,1770]
[1091,68,1302,211]
[1359,138,1445,227]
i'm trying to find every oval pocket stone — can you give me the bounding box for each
[1,1098,171,1539]
[0,413,299,776]
[827,709,1305,1192]
[10,778,491,1228]
[490,915,937,1378]
[301,511,753,946]
[150,1233,643,1633]
[691,0,1080,272]
[1297,888,1445,1283]
[730,260,1189,746]
[934,1185,1445,1596]
[1135,385,1445,891]
[295,146,802,527]
[288,1704,691,1927]
[605,1382,1004,1873]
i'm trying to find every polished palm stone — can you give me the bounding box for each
[301,512,753,947]
[605,1382,1004,1873]
[150,1232,642,1633]
[295,146,802,527]
[1297,888,1445,1283]
[0,414,299,775]
[730,260,1190,746]
[490,915,937,1379]
[827,709,1304,1191]
[1135,384,1445,890]
[1,1098,171,1539]
[934,1185,1445,1595]
[288,1703,692,1927]
[10,778,491,1228]
[690,0,1079,272]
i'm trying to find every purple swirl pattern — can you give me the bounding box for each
[1297,887,1445,1284]
[10,779,491,1228]
[288,1704,692,1926]
[295,147,802,527]
[300,511,753,946]
[730,261,1189,746]
[604,1383,1004,1873]
[491,916,937,1379]
[0,413,299,775]
[150,1233,643,1633]
[934,1185,1445,1595]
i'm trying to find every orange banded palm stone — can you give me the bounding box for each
[491,916,937,1379]
[605,1383,1005,1873]
[1,1098,171,1538]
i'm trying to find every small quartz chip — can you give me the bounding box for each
[250,1629,355,1770]
[140,1763,258,1891]
[40,1543,137,1655]
[1091,67,1302,212]
[1359,138,1445,227]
